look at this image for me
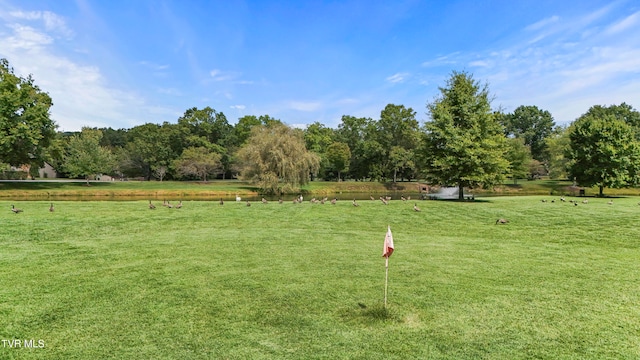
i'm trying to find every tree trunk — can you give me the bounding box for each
[599,185,604,197]
[393,169,397,183]
[458,182,464,200]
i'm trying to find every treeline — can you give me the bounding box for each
[2,57,640,195]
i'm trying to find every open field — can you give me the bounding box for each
[1,196,640,359]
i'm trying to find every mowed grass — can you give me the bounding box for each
[1,197,639,359]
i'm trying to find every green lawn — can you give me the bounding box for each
[1,196,639,359]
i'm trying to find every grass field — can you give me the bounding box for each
[1,196,639,359]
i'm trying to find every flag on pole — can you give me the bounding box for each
[382,225,394,258]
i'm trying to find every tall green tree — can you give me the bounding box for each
[236,123,320,194]
[173,146,222,182]
[378,104,421,181]
[325,142,350,181]
[502,105,555,162]
[121,123,175,180]
[336,115,377,180]
[580,103,640,139]
[545,126,571,180]
[422,71,509,199]
[0,58,57,167]
[504,138,532,184]
[568,112,640,196]
[62,128,115,184]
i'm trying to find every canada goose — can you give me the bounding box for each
[560,196,566,202]
[279,198,283,204]
[11,205,23,214]
[262,198,268,204]
[495,218,509,224]
[49,203,55,212]
[320,198,325,204]
[149,200,156,210]
[607,200,613,205]
[219,198,224,205]
[175,201,183,209]
[401,195,406,201]
[293,198,298,204]
[370,195,375,201]
[407,196,411,201]
[582,199,588,204]
[352,199,359,207]
[166,201,173,208]
[413,203,421,212]
[331,198,337,205]
[541,199,547,203]
[246,201,251,207]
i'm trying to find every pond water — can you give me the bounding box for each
[1,192,431,202]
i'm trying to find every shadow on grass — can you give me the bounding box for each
[340,302,401,325]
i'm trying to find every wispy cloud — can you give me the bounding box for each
[230,105,245,110]
[0,9,174,130]
[604,11,640,35]
[386,72,409,83]
[287,101,322,112]
[8,10,73,37]
[210,69,239,81]
[525,15,560,31]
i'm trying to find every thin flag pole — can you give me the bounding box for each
[384,255,389,308]
[382,225,394,309]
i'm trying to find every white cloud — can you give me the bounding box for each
[288,101,322,112]
[386,72,409,83]
[8,10,72,38]
[525,15,560,31]
[604,11,640,35]
[0,10,173,130]
[210,69,238,81]
[230,105,246,110]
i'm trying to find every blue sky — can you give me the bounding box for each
[1,0,639,131]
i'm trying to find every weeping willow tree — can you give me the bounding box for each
[236,123,320,194]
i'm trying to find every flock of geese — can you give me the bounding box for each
[11,196,638,217]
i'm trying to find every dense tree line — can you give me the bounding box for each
[2,58,640,195]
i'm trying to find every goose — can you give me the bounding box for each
[370,195,375,201]
[49,203,55,212]
[401,195,407,201]
[330,198,337,205]
[236,194,241,202]
[278,198,283,204]
[11,205,23,214]
[495,218,509,225]
[352,199,359,207]
[413,203,421,212]
[582,199,588,204]
[166,201,173,208]
[262,198,268,204]
[219,198,224,205]
[175,201,183,209]
[148,200,156,210]
[607,200,613,205]
[246,201,251,207]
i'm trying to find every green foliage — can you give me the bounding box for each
[504,137,532,183]
[325,142,350,181]
[545,126,571,180]
[121,123,176,180]
[422,71,509,198]
[502,105,555,161]
[0,58,57,167]
[62,128,115,183]
[568,111,640,196]
[236,123,320,194]
[173,146,222,181]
